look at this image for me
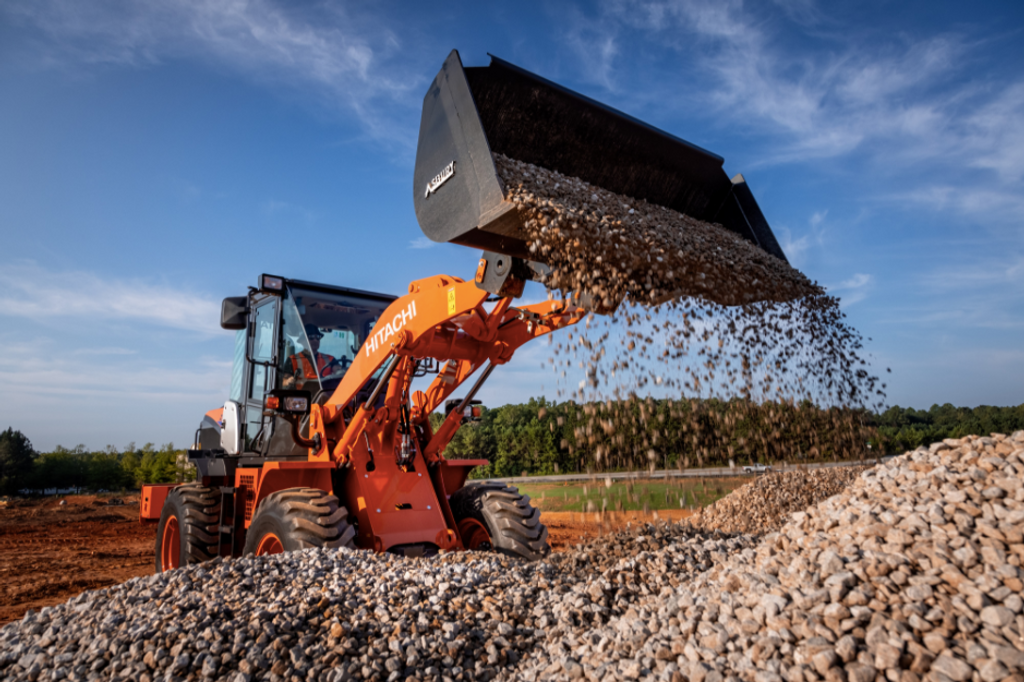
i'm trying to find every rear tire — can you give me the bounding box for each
[243,487,356,556]
[154,483,221,572]
[449,481,550,561]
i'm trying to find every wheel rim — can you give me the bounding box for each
[458,518,492,551]
[160,516,181,570]
[255,532,284,556]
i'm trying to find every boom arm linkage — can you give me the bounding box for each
[305,273,583,470]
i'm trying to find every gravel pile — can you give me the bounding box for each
[6,434,1019,682]
[517,431,1024,682]
[691,467,868,535]
[0,522,748,682]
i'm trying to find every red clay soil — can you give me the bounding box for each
[0,498,694,626]
[0,495,156,626]
[543,509,694,551]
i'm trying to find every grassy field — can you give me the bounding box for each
[516,477,748,513]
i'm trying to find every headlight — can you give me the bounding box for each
[284,396,309,413]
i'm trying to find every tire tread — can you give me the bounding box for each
[450,480,550,561]
[243,487,356,556]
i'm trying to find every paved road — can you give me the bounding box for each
[493,458,877,485]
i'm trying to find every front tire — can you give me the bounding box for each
[449,481,550,561]
[154,483,221,572]
[243,488,355,556]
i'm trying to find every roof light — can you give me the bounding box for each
[260,274,284,292]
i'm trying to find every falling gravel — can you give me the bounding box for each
[4,432,1022,682]
[492,154,819,310]
[493,153,884,474]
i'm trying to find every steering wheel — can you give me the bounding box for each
[322,357,350,377]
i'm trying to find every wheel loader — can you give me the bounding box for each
[141,50,791,568]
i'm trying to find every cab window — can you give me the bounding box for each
[249,300,277,402]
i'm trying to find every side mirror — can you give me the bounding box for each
[221,296,249,330]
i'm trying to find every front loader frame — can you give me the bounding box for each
[143,268,584,559]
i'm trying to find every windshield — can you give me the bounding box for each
[278,285,392,395]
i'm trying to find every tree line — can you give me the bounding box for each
[438,399,1024,479]
[441,396,876,479]
[2,401,1022,495]
[875,403,1024,453]
[0,428,193,496]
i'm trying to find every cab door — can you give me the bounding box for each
[243,297,279,451]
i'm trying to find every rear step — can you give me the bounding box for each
[413,50,787,273]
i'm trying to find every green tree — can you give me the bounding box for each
[86,448,126,490]
[120,449,141,488]
[0,428,37,495]
[30,447,88,492]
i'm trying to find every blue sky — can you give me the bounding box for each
[1,0,1022,451]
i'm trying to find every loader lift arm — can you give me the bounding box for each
[308,273,584,470]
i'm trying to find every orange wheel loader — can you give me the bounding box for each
[140,50,791,568]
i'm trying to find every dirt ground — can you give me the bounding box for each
[0,495,155,626]
[543,509,694,551]
[0,497,694,626]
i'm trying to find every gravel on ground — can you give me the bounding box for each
[2,432,1021,682]
[691,467,868,536]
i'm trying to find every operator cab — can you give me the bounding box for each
[194,274,395,464]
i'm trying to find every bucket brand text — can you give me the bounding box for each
[425,161,456,198]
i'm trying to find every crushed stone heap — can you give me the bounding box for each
[692,466,868,535]
[2,433,1021,682]
[517,431,1024,682]
[0,524,751,682]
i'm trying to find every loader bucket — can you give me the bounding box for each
[413,50,788,269]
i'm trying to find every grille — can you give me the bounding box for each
[239,474,257,522]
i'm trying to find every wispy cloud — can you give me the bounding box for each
[71,347,139,356]
[779,227,810,266]
[835,273,871,290]
[919,255,1024,293]
[777,210,827,267]
[2,0,423,145]
[959,83,1024,183]
[767,0,824,27]
[0,340,228,402]
[587,1,1024,205]
[408,236,436,250]
[875,253,1024,332]
[559,5,621,91]
[0,336,231,449]
[608,1,961,156]
[828,272,872,306]
[892,185,1024,229]
[0,261,220,334]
